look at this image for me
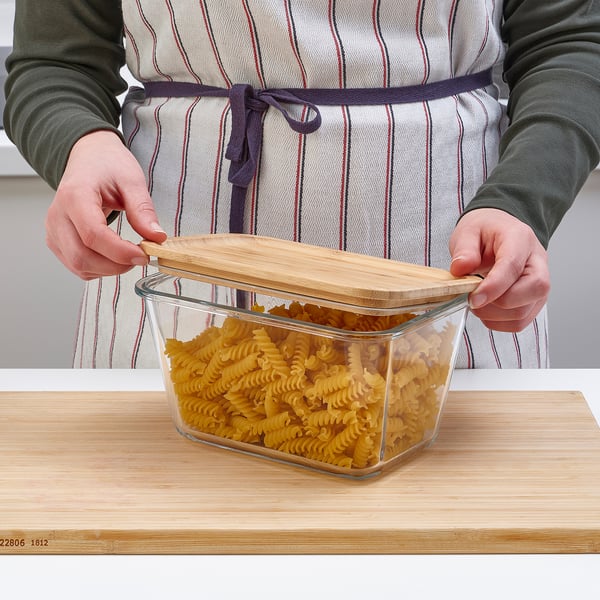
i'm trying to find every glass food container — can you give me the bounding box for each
[137,234,478,478]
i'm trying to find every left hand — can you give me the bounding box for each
[448,208,550,332]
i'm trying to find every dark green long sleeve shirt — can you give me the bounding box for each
[4,0,600,248]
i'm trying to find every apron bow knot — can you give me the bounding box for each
[224,84,322,189]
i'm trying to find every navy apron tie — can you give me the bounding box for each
[143,69,492,234]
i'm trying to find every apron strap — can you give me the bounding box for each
[143,69,492,234]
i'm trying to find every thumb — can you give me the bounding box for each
[449,252,481,277]
[121,184,168,243]
[449,230,483,277]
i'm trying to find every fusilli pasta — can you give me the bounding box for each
[164,301,456,472]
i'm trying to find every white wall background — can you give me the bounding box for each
[546,171,600,367]
[0,1,14,41]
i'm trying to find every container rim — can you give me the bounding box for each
[135,271,469,338]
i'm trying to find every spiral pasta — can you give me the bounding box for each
[164,301,456,472]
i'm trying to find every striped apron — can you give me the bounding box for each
[73,0,548,369]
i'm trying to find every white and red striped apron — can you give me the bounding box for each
[73,0,549,369]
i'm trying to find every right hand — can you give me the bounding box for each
[46,130,167,280]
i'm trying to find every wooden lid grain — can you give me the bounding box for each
[140,234,480,308]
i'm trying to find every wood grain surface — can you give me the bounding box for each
[140,234,481,308]
[1,389,599,555]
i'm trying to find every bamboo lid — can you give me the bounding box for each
[140,234,480,308]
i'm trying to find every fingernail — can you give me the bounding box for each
[150,221,166,235]
[469,293,487,309]
[131,256,148,266]
[450,255,464,264]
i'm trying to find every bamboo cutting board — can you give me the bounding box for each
[140,234,481,307]
[0,390,599,555]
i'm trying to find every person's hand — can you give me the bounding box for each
[45,130,167,280]
[448,208,550,332]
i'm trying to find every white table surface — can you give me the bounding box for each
[1,367,598,423]
[0,130,36,177]
[1,368,599,600]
